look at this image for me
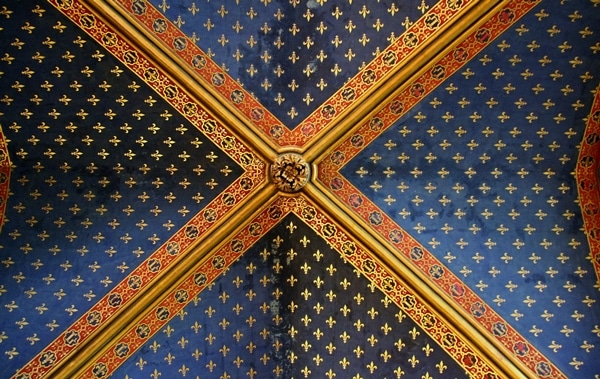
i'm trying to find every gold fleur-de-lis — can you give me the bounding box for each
[299,262,311,274]
[205,360,216,372]
[408,354,419,368]
[178,365,189,376]
[219,318,230,330]
[135,357,147,370]
[353,345,364,358]
[316,78,328,91]
[331,6,342,19]
[354,319,364,331]
[287,248,297,261]
[219,344,230,357]
[286,275,298,287]
[313,328,324,340]
[313,276,324,288]
[436,360,447,373]
[359,5,370,18]
[409,327,420,340]
[367,334,378,347]
[164,352,175,365]
[372,19,384,32]
[217,5,228,17]
[303,9,314,21]
[354,293,364,305]
[422,343,434,356]
[313,302,324,314]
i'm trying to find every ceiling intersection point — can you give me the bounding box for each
[270,152,310,193]
[3,0,600,378]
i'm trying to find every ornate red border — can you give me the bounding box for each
[577,86,600,282]
[114,0,473,148]
[12,1,266,378]
[0,124,10,232]
[317,1,566,378]
[81,194,503,379]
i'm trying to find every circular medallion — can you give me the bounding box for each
[271,153,310,192]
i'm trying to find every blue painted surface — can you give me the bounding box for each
[342,1,600,376]
[112,214,469,378]
[0,2,242,374]
[148,0,438,128]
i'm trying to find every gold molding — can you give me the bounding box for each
[306,0,514,162]
[304,182,531,379]
[47,181,279,378]
[89,0,280,161]
[38,0,542,377]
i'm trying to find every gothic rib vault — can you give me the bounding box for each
[1,1,600,378]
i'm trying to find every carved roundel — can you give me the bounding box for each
[271,153,310,193]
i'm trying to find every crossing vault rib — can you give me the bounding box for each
[1,1,599,379]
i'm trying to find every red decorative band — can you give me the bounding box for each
[81,195,502,379]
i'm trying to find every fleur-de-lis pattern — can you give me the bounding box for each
[1,0,599,378]
[0,1,264,377]
[92,196,499,378]
[115,0,473,146]
[141,0,438,129]
[319,0,600,377]
[109,212,472,378]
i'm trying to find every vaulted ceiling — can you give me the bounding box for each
[1,0,600,378]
